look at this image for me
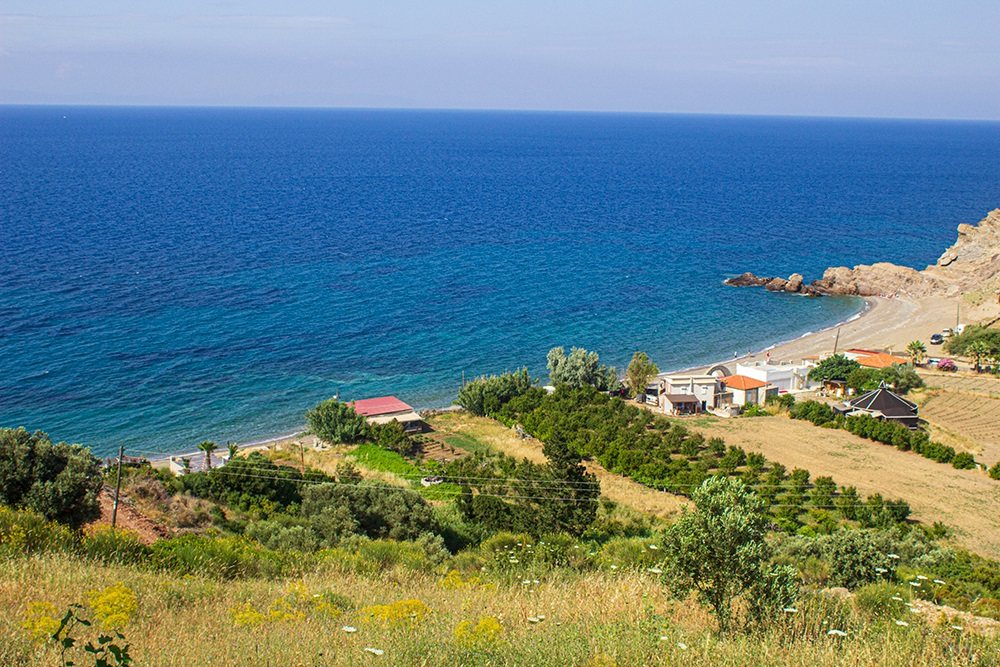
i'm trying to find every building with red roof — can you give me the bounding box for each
[350,396,424,433]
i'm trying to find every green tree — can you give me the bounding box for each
[305,398,369,444]
[197,440,218,469]
[227,442,240,459]
[664,476,798,633]
[807,354,861,383]
[625,351,659,401]
[456,368,534,416]
[540,434,600,535]
[906,340,927,365]
[546,346,620,392]
[0,427,103,528]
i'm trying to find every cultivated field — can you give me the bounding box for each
[692,416,1000,559]
[921,372,1000,398]
[427,413,690,520]
[918,392,1000,466]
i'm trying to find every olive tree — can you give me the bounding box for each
[664,476,798,633]
[625,351,659,401]
[0,427,103,528]
[305,398,369,444]
[546,346,620,392]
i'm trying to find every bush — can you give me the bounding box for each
[80,524,151,565]
[301,483,441,542]
[951,452,976,470]
[150,534,295,579]
[0,427,103,528]
[821,529,891,588]
[456,368,534,416]
[305,398,369,444]
[0,506,78,555]
[852,583,907,621]
[990,462,1000,480]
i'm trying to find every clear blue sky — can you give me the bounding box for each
[2,1,998,119]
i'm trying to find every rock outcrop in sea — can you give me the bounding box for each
[725,208,1000,299]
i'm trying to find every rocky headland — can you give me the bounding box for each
[725,208,1000,300]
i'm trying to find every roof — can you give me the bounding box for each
[721,375,768,391]
[846,384,918,417]
[351,396,415,417]
[856,352,909,369]
[367,411,423,426]
[663,394,701,404]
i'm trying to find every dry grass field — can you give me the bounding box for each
[921,373,1000,398]
[427,413,690,520]
[692,416,1000,558]
[6,553,996,667]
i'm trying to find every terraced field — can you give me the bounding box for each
[921,372,1000,398]
[919,392,1000,466]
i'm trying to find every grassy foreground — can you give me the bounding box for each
[2,552,997,667]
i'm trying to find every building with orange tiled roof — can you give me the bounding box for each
[844,349,910,369]
[721,374,776,407]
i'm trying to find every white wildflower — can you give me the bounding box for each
[895,620,909,627]
[363,648,384,656]
[827,629,847,637]
[342,626,358,633]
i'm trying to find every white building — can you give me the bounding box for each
[735,360,816,393]
[655,374,726,412]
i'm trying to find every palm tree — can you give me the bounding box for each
[967,341,991,373]
[197,440,218,469]
[227,441,239,460]
[906,340,927,366]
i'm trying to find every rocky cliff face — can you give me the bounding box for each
[724,208,1000,299]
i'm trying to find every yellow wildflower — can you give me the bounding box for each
[21,601,61,643]
[87,584,137,629]
[361,599,429,626]
[454,616,504,645]
[230,603,266,627]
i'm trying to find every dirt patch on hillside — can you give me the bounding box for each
[694,417,1000,558]
[85,485,170,544]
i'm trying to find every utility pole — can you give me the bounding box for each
[956,302,960,328]
[833,327,841,356]
[111,444,124,529]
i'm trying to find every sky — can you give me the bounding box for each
[1,1,998,119]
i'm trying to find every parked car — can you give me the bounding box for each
[942,328,953,337]
[930,333,944,345]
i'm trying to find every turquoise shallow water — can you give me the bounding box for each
[1,108,999,457]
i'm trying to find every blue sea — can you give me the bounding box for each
[2,107,999,458]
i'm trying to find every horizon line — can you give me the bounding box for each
[1,102,999,124]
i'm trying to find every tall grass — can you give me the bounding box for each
[2,551,996,667]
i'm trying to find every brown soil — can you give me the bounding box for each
[692,416,1000,558]
[86,485,170,544]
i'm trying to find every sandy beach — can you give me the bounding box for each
[701,292,988,372]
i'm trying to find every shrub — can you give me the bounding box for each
[80,525,151,565]
[0,506,77,555]
[301,482,441,542]
[990,462,1000,480]
[852,583,907,621]
[0,427,103,528]
[457,368,534,416]
[87,583,138,629]
[150,534,295,579]
[821,529,891,588]
[305,398,369,444]
[951,452,976,470]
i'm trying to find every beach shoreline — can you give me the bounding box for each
[149,291,975,466]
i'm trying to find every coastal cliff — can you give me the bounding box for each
[726,208,1000,299]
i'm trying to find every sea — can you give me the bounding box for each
[2,107,999,458]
